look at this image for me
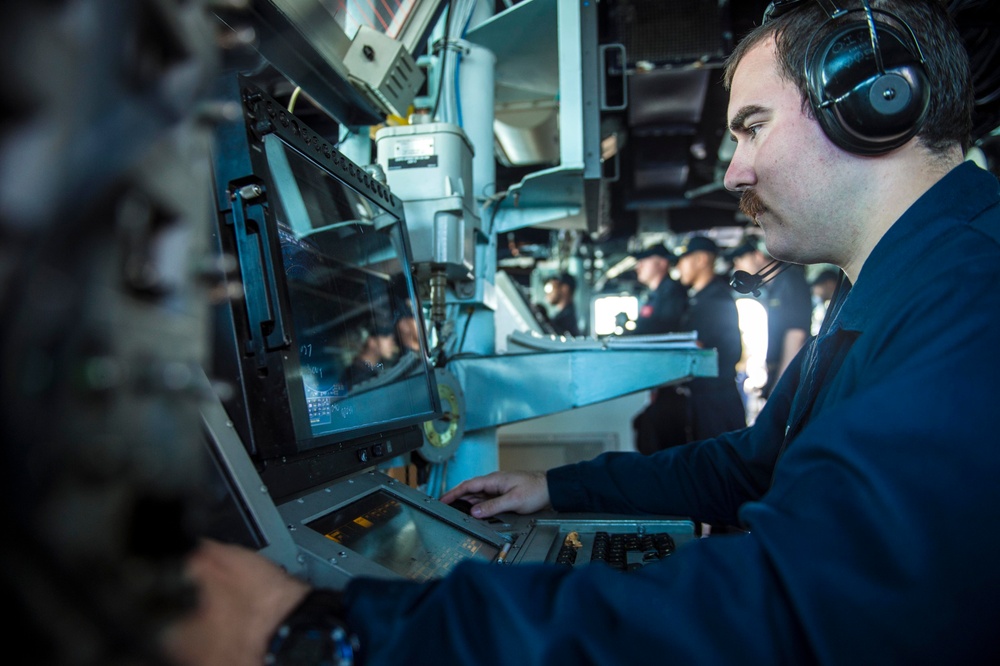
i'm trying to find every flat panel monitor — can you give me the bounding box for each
[213,80,438,496]
[267,134,433,446]
[307,490,500,582]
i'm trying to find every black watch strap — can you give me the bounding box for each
[265,589,358,666]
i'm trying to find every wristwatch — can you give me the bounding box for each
[265,589,359,666]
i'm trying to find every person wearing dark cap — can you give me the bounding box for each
[729,239,812,397]
[809,268,842,336]
[672,235,747,444]
[340,325,398,390]
[629,244,687,335]
[627,243,690,454]
[543,272,581,337]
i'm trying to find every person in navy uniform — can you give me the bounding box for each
[729,238,813,396]
[627,243,690,453]
[629,243,686,335]
[673,235,747,443]
[809,267,841,335]
[542,272,580,337]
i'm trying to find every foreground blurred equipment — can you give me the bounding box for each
[0,1,219,664]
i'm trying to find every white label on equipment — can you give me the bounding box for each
[393,137,435,158]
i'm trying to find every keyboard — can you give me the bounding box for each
[553,529,676,571]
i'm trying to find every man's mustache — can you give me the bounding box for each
[740,189,767,222]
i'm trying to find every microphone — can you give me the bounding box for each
[730,260,791,297]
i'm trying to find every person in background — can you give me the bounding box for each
[729,238,813,397]
[629,244,687,335]
[543,272,580,337]
[673,235,747,443]
[627,243,690,453]
[341,327,397,389]
[392,296,424,356]
[809,268,842,335]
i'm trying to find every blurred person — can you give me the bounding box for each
[395,313,423,354]
[673,235,747,443]
[629,244,686,334]
[729,238,812,396]
[543,272,581,337]
[809,268,842,335]
[341,327,398,389]
[627,244,690,453]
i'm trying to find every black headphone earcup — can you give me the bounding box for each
[807,21,930,155]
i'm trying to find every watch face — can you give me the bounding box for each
[268,624,354,666]
[280,626,331,662]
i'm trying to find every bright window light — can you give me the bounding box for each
[592,295,639,336]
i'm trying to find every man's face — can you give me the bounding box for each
[544,280,561,305]
[635,256,666,287]
[676,253,698,287]
[396,316,421,352]
[724,38,867,267]
[813,280,837,302]
[376,334,399,359]
[732,250,766,275]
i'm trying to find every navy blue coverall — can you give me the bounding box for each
[344,161,1000,664]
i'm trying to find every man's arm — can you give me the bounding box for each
[162,540,310,666]
[344,284,1000,666]
[442,349,802,523]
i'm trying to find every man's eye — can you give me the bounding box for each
[730,123,762,143]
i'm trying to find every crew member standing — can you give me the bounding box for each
[629,244,686,335]
[543,272,580,337]
[729,238,812,396]
[674,235,747,443]
[627,244,689,453]
[809,268,841,336]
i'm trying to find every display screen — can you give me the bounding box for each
[265,135,437,447]
[307,490,501,581]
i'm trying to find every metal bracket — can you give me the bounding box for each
[227,182,289,365]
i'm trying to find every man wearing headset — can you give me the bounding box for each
[167,2,1000,664]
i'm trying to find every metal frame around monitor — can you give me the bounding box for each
[209,75,440,501]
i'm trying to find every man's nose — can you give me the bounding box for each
[724,143,755,192]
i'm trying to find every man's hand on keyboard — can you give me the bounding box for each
[440,471,551,519]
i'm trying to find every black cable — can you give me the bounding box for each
[485,191,507,236]
[456,307,474,354]
[430,2,452,120]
